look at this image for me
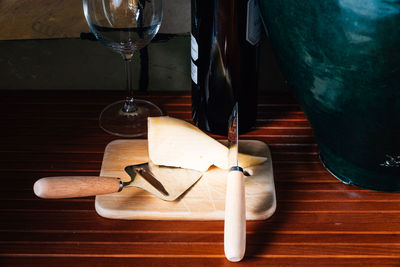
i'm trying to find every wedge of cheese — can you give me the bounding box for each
[148,116,267,172]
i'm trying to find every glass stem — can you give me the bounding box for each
[122,53,137,113]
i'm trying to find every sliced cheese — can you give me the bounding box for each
[147,116,267,172]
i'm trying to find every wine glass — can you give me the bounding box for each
[83,0,164,137]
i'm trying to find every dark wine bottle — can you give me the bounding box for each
[191,0,261,135]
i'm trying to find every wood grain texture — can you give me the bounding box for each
[0,90,400,266]
[33,176,121,199]
[95,139,275,220]
[224,170,246,262]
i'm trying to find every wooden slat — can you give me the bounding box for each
[1,257,399,267]
[2,231,400,244]
[2,243,400,257]
[2,199,400,212]
[3,210,400,231]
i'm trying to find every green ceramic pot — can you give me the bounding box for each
[259,0,400,191]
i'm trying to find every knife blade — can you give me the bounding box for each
[227,103,239,168]
[125,163,170,196]
[224,102,246,262]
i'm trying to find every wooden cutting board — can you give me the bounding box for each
[95,139,276,220]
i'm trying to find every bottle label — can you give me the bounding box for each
[191,59,198,84]
[246,0,262,45]
[191,33,199,61]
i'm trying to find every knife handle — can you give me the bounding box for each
[224,169,246,262]
[33,176,121,199]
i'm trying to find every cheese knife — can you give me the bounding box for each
[224,102,246,262]
[33,162,171,199]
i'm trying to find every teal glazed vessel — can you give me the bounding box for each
[258,1,400,191]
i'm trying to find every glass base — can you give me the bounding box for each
[99,99,163,137]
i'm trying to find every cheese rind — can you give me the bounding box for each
[148,116,267,171]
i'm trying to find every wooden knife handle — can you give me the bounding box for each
[224,170,246,262]
[33,176,121,199]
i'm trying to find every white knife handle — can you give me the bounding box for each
[33,176,122,199]
[224,169,246,262]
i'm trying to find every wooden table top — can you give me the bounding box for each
[1,90,399,266]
